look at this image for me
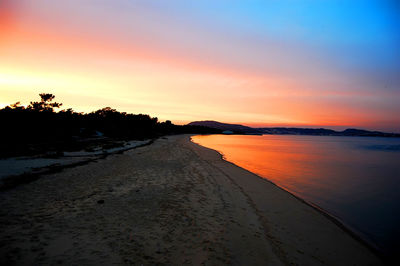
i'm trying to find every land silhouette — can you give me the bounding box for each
[2,95,398,158]
[0,93,220,158]
[188,120,400,137]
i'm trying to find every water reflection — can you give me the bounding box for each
[192,134,400,256]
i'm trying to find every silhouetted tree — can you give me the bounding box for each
[0,93,221,157]
[10,102,25,110]
[28,93,62,112]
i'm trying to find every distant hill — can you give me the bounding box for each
[187,121,262,134]
[188,121,400,137]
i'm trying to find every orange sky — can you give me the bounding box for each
[1,1,399,132]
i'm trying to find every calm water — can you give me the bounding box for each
[192,135,400,256]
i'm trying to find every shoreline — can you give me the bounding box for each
[0,135,384,265]
[0,139,154,191]
[189,136,383,260]
[187,135,384,265]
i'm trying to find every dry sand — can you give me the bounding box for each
[0,140,151,182]
[0,135,383,265]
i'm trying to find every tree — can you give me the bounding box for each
[29,93,62,112]
[94,107,117,116]
[10,102,25,110]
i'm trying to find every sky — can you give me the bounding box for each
[1,0,399,132]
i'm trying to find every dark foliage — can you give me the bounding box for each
[0,94,220,157]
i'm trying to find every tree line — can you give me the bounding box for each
[0,93,220,157]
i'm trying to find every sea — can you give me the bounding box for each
[192,134,400,257]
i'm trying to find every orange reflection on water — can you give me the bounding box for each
[191,134,360,200]
[192,134,400,255]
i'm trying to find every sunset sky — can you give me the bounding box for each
[1,0,399,132]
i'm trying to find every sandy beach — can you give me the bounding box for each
[0,135,383,265]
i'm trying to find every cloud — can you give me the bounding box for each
[1,0,399,131]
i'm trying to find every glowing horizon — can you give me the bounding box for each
[1,0,399,132]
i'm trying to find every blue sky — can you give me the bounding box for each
[1,0,399,131]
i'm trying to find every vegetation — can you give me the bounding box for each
[0,93,220,157]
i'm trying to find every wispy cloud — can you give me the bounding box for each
[1,0,399,131]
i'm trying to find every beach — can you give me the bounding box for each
[0,135,383,265]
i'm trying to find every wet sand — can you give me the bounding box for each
[0,135,383,265]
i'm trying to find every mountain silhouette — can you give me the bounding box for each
[188,121,400,137]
